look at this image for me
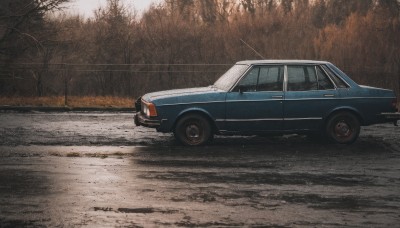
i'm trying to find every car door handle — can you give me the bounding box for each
[323,94,335,97]
[272,95,283,99]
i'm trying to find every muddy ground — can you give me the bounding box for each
[0,111,399,227]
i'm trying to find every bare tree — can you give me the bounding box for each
[1,0,399,98]
[0,0,71,61]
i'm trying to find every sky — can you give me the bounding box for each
[64,0,162,18]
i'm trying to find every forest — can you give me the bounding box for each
[0,0,399,102]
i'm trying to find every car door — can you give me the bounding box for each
[284,65,337,131]
[224,65,284,133]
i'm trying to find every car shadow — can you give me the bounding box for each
[134,134,395,159]
[132,135,394,188]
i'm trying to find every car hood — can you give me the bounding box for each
[142,86,225,105]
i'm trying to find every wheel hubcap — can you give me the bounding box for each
[335,121,351,137]
[186,124,200,140]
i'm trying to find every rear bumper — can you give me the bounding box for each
[134,113,161,128]
[380,112,400,126]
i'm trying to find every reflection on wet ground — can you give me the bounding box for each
[0,112,400,226]
[1,142,400,227]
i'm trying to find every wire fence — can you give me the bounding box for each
[0,63,399,105]
[0,63,232,101]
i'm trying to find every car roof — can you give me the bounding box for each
[236,60,330,65]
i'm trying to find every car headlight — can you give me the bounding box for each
[142,100,158,117]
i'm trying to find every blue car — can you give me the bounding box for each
[135,60,399,146]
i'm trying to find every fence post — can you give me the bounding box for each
[63,64,68,107]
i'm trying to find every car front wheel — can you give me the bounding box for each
[174,114,212,146]
[326,111,360,144]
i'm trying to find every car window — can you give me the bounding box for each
[316,66,335,90]
[287,66,318,91]
[236,67,259,92]
[321,65,349,88]
[258,66,283,91]
[234,65,283,92]
[214,64,249,91]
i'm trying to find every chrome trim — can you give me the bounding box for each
[337,96,395,100]
[216,117,322,122]
[379,112,400,119]
[135,113,161,127]
[317,65,338,89]
[283,65,288,92]
[284,97,394,101]
[160,99,284,107]
[226,99,283,103]
[285,89,336,93]
[284,117,322,121]
[322,64,352,88]
[228,64,285,92]
[159,96,394,107]
[216,118,283,122]
[159,100,225,107]
[283,98,335,101]
[228,64,253,92]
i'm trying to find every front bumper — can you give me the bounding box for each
[134,113,161,128]
[380,112,400,126]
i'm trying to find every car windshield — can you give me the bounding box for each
[213,64,249,91]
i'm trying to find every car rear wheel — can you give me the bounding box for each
[326,111,360,144]
[174,114,212,146]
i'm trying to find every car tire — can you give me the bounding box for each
[174,114,212,146]
[326,111,360,144]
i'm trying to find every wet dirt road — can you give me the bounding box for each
[0,112,400,227]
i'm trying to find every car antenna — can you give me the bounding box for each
[240,38,265,59]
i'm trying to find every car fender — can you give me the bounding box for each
[324,106,364,124]
[172,107,217,131]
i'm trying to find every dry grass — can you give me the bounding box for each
[0,96,398,110]
[0,96,134,108]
